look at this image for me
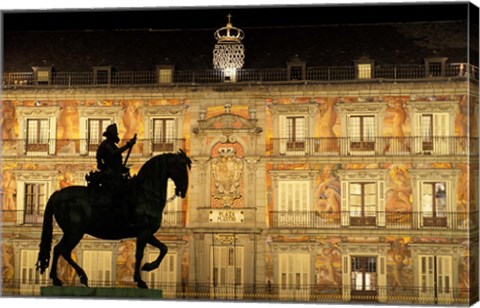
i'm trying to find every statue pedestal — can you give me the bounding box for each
[41,286,163,299]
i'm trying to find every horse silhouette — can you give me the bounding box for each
[36,150,191,289]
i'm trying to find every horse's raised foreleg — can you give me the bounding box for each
[134,236,148,289]
[141,235,168,272]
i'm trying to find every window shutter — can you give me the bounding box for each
[79,117,88,154]
[415,114,424,154]
[342,255,351,301]
[433,113,449,154]
[279,116,286,154]
[418,255,435,302]
[378,256,387,302]
[436,256,453,304]
[48,118,56,155]
[341,182,349,226]
[377,182,386,226]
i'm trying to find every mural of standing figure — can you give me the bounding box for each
[385,99,410,153]
[0,100,17,152]
[1,170,16,222]
[317,99,339,153]
[314,165,341,222]
[122,101,143,154]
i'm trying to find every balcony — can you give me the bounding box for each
[2,210,186,228]
[270,211,478,230]
[3,63,478,88]
[1,138,186,158]
[270,136,477,157]
[1,281,472,305]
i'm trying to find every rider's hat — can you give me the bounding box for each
[103,123,118,138]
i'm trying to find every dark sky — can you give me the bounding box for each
[2,2,471,32]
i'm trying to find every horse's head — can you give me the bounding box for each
[167,149,191,198]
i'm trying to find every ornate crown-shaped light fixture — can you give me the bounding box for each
[213,14,245,70]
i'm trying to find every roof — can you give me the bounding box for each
[3,21,476,72]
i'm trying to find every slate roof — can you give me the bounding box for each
[3,21,477,72]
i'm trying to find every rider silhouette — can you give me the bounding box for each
[95,123,136,193]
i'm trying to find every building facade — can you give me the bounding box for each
[1,6,479,305]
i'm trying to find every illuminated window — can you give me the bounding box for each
[349,182,377,226]
[418,255,452,302]
[26,119,49,154]
[20,249,49,295]
[82,250,112,287]
[357,64,372,79]
[24,182,46,224]
[211,246,244,299]
[351,256,377,293]
[152,118,175,153]
[278,253,310,299]
[145,252,177,296]
[87,118,111,153]
[158,69,173,84]
[347,115,376,152]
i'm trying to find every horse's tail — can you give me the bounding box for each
[36,191,57,274]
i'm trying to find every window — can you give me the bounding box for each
[357,64,372,79]
[279,115,306,154]
[349,183,377,226]
[277,180,311,227]
[144,252,177,297]
[93,66,111,85]
[82,250,112,287]
[339,170,386,227]
[24,183,46,224]
[211,246,244,299]
[348,115,376,152]
[418,255,452,304]
[152,118,175,153]
[158,69,173,84]
[20,249,49,295]
[417,113,449,154]
[421,182,448,227]
[351,256,377,295]
[162,179,182,227]
[278,253,310,300]
[87,118,111,153]
[32,66,52,85]
[26,119,49,154]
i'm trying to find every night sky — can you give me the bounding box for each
[2,2,473,32]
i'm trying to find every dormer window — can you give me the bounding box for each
[32,66,52,85]
[157,65,174,84]
[354,56,375,79]
[93,66,112,85]
[424,57,448,77]
[287,55,306,81]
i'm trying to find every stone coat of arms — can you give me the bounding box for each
[211,147,243,207]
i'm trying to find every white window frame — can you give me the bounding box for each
[338,169,387,227]
[78,106,121,156]
[144,105,185,156]
[278,252,311,300]
[19,248,49,295]
[278,115,307,155]
[339,243,388,302]
[210,245,244,300]
[16,106,59,156]
[337,102,386,155]
[410,169,459,229]
[143,250,177,297]
[162,179,182,227]
[418,255,453,304]
[15,171,56,225]
[407,100,456,155]
[151,117,177,154]
[82,250,113,287]
[270,171,316,227]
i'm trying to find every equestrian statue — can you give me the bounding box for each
[35,123,192,289]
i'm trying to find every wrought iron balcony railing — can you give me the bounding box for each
[1,138,186,158]
[2,280,474,305]
[3,63,478,88]
[1,210,186,228]
[270,136,477,157]
[270,211,478,230]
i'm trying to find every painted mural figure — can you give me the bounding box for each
[122,101,143,154]
[318,99,339,152]
[0,100,17,152]
[1,243,14,284]
[314,165,341,221]
[386,165,412,213]
[58,101,79,154]
[386,99,410,153]
[1,170,16,221]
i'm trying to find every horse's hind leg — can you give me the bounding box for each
[50,237,65,286]
[61,235,89,287]
[141,235,168,272]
